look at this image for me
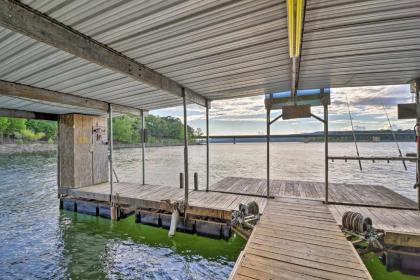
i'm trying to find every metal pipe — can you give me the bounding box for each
[416,83,420,211]
[310,113,325,124]
[324,104,329,204]
[269,114,283,125]
[328,156,420,161]
[183,89,189,206]
[266,109,270,198]
[108,104,114,204]
[206,103,210,192]
[141,109,145,185]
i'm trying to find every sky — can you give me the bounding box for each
[151,85,415,135]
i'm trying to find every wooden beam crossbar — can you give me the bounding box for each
[0,107,57,120]
[0,80,141,116]
[0,0,208,107]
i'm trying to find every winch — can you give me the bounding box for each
[231,201,260,239]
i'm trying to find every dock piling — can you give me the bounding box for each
[179,173,184,189]
[194,172,198,191]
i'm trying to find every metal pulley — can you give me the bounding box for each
[232,201,260,229]
[342,211,372,234]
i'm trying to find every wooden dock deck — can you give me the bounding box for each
[230,198,372,280]
[63,182,267,220]
[61,176,420,279]
[211,177,417,210]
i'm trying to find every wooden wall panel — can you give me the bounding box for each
[59,114,108,188]
[92,117,108,184]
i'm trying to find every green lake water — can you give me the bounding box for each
[0,153,244,279]
[2,143,420,279]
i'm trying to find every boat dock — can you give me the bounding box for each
[230,198,372,280]
[1,1,420,278]
[59,176,420,279]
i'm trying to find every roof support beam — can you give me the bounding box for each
[0,107,58,120]
[0,80,141,116]
[0,0,207,107]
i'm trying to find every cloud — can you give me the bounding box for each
[152,85,415,134]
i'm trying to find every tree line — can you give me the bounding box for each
[0,114,202,145]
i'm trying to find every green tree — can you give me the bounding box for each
[0,117,8,135]
[26,119,57,140]
[6,118,26,136]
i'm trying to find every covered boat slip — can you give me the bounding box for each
[1,0,420,279]
[230,198,372,280]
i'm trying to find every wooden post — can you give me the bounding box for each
[180,173,184,189]
[194,172,198,191]
[58,114,108,189]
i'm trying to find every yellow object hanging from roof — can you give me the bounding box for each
[287,0,305,58]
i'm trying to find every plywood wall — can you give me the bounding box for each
[59,114,108,188]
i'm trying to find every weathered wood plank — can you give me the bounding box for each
[230,198,372,280]
[0,80,140,115]
[210,177,417,210]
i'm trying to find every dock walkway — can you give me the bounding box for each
[230,198,372,280]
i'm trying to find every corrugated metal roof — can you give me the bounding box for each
[300,0,420,89]
[0,0,419,115]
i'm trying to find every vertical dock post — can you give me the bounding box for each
[416,82,420,211]
[206,101,210,192]
[266,108,270,198]
[194,172,198,191]
[183,89,189,207]
[180,173,184,189]
[108,104,117,220]
[141,109,145,185]
[324,102,329,204]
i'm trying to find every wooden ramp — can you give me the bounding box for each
[230,198,372,280]
[64,182,267,220]
[211,177,417,210]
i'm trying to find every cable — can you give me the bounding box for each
[382,105,407,170]
[345,93,362,171]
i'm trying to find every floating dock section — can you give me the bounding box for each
[229,198,372,280]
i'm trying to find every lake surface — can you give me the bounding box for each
[0,142,418,279]
[116,142,418,202]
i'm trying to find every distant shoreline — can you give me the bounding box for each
[0,141,413,156]
[0,143,56,155]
